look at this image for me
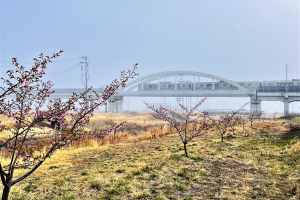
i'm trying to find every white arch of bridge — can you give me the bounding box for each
[124,71,247,91]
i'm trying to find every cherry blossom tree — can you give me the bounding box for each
[245,110,263,126]
[239,113,249,131]
[144,97,213,157]
[0,51,138,200]
[208,103,248,143]
[229,114,242,135]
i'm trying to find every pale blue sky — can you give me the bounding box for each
[0,0,299,113]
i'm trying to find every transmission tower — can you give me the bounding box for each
[80,56,89,105]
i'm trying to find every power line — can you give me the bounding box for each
[0,57,81,64]
[1,62,298,83]
[44,65,80,76]
[0,64,80,76]
[0,63,298,76]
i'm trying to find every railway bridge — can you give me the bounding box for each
[3,71,300,116]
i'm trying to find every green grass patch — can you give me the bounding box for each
[132,170,142,176]
[176,184,185,191]
[116,169,125,173]
[81,171,88,175]
[149,174,158,180]
[189,156,204,161]
[199,171,208,176]
[24,182,38,192]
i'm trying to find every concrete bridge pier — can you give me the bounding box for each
[108,97,123,113]
[108,102,115,113]
[283,100,289,116]
[250,99,261,112]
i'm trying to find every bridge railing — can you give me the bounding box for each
[257,86,300,93]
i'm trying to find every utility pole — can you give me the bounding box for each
[80,56,89,106]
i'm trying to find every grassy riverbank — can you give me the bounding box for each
[0,113,299,199]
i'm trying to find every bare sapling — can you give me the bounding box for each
[144,97,212,157]
[229,114,242,135]
[245,110,263,126]
[208,103,249,143]
[239,113,249,131]
[0,51,139,200]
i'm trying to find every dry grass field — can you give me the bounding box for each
[0,113,300,200]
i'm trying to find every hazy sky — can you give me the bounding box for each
[0,0,299,113]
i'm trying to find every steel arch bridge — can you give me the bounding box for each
[123,70,248,91]
[112,70,298,115]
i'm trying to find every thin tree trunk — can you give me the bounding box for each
[2,185,11,200]
[221,134,224,143]
[51,121,56,129]
[183,142,188,157]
